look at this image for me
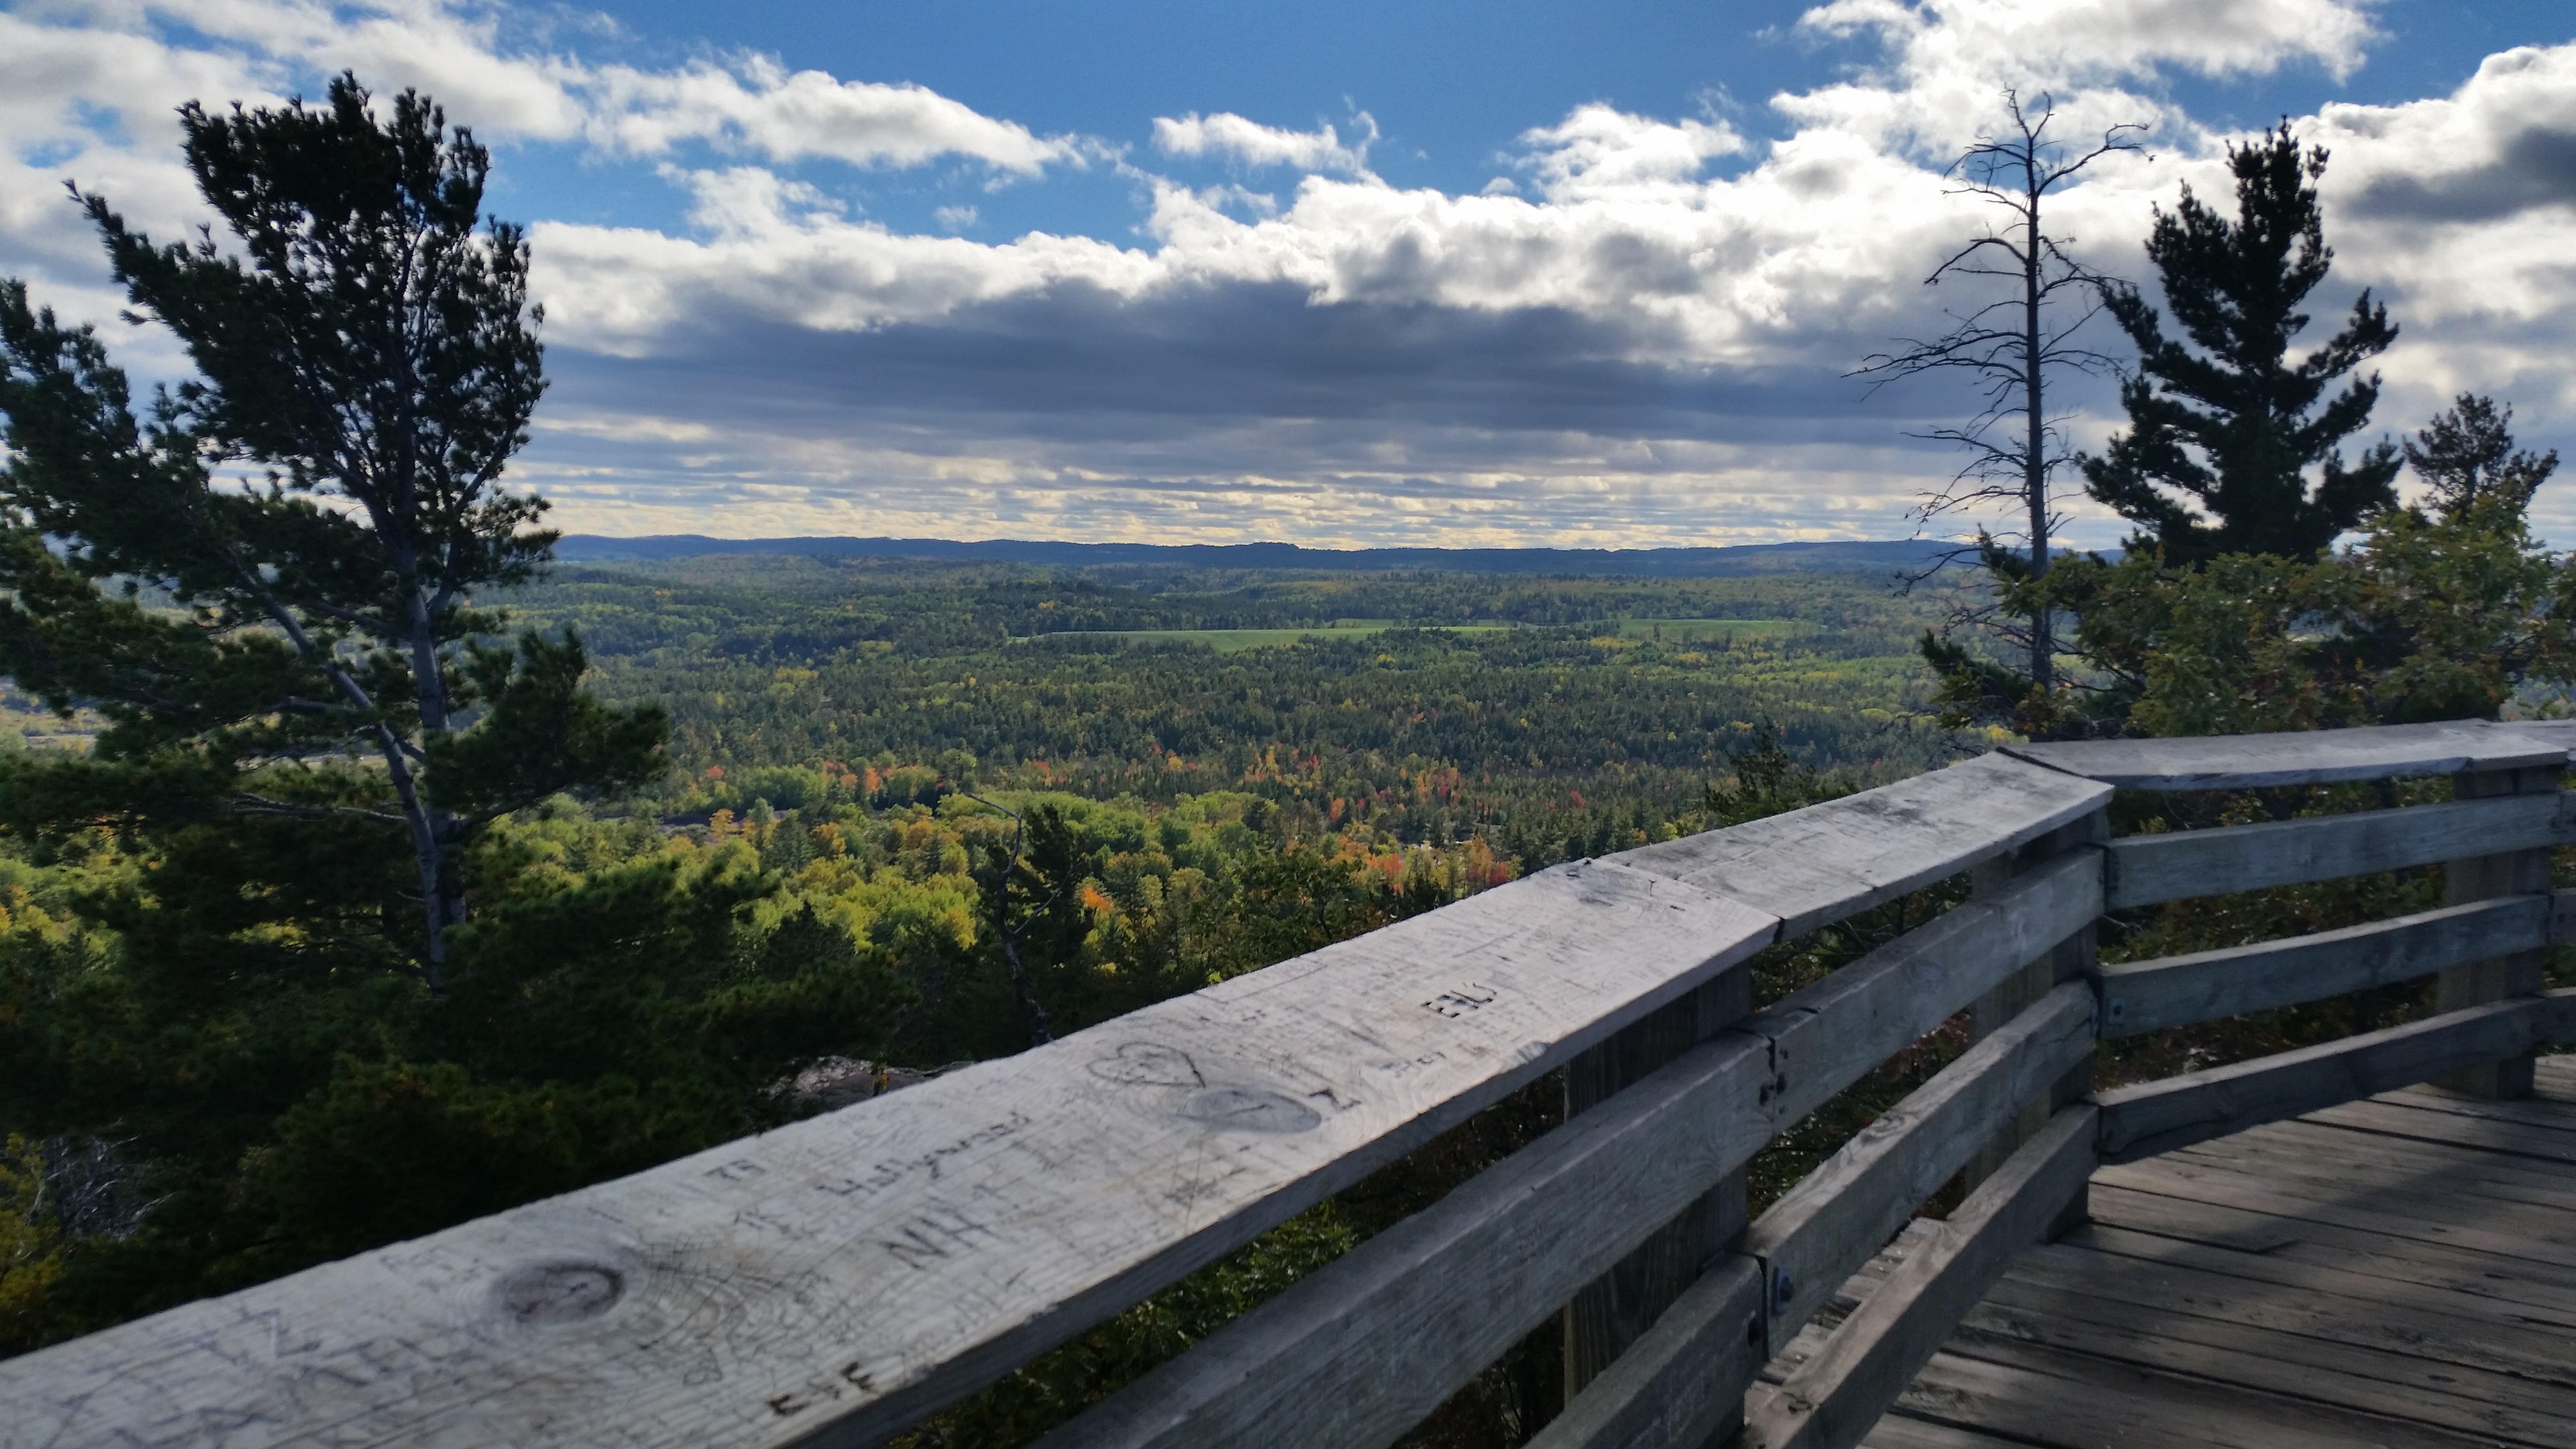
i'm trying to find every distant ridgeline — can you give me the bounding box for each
[550,534,1957,578]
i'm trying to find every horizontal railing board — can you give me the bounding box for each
[0,861,1772,1449]
[1040,848,2103,1449]
[1748,983,2098,1343]
[1034,1028,1778,1449]
[2004,719,2569,790]
[1621,752,2111,939]
[1741,849,2099,1112]
[2102,792,2573,910]
[1742,1105,2098,1449]
[1537,983,2097,1449]
[2096,988,2576,1163]
[2097,895,2552,1037]
[1520,1256,1768,1449]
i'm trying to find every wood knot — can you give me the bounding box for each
[496,1260,625,1326]
[1179,1086,1323,1134]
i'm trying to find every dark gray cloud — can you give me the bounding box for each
[2353,127,2576,222]
[538,279,2000,453]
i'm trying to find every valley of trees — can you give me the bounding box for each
[2,70,2576,1449]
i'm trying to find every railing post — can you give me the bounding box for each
[1962,809,2105,1237]
[2437,761,2562,1098]
[1560,965,1753,1418]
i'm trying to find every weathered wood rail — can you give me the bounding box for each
[7,718,2576,1449]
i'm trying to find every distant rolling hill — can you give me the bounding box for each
[551,534,1958,578]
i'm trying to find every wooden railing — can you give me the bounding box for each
[7,719,2576,1449]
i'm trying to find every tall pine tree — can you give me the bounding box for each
[0,75,665,991]
[2081,124,2399,564]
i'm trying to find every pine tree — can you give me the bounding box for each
[2081,124,2400,564]
[2404,393,2557,525]
[0,75,664,991]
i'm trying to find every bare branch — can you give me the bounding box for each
[1851,88,2146,703]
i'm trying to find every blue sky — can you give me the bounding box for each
[6,1,2576,547]
[522,0,2555,236]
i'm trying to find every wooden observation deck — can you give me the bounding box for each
[7,719,2576,1449]
[1799,1059,2576,1448]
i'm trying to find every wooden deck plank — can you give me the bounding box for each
[2170,1124,2576,1211]
[1938,1305,2576,1448]
[1894,1347,2502,1449]
[2172,1127,2576,1208]
[2125,1107,2576,1212]
[2089,1181,2576,1310]
[2096,1155,2576,1268]
[2108,1148,2576,1251]
[1845,1082,2576,1445]
[1969,1276,2576,1437]
[2304,1095,2576,1166]
[2537,1052,2576,1097]
[2059,1222,2576,1335]
[1858,1418,2027,1449]
[2002,1241,2576,1387]
[2374,1081,2576,1135]
[2240,1106,2576,1175]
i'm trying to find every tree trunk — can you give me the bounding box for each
[2022,165,2053,698]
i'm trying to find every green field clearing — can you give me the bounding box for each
[1030,616,1799,652]
[1601,617,1806,640]
[1032,619,1505,651]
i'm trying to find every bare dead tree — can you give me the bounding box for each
[1855,92,2143,695]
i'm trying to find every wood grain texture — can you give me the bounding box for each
[1738,849,2101,1125]
[2087,1180,2576,1311]
[2097,895,2549,1037]
[2290,1098,2576,1170]
[2438,764,2560,1097]
[2168,1132,2576,1218]
[1828,1069,2576,1449]
[1523,1256,1767,1449]
[1941,1301,2576,1448]
[1536,985,2094,1449]
[2002,719,2567,790]
[2319,1089,2576,1150]
[2097,989,2576,1163]
[1621,752,2111,938]
[1896,1346,2507,1449]
[1961,816,2103,1198]
[1038,850,2101,1449]
[1560,973,1751,1400]
[2102,792,2573,910]
[2096,1154,2576,1268]
[2071,1218,2576,1334]
[1749,985,2096,1344]
[1032,1027,1780,1449]
[2007,1236,2576,1387]
[1949,1303,2576,1447]
[1742,1106,2097,1449]
[0,860,1773,1449]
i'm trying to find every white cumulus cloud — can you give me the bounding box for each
[1152,111,1378,175]
[576,55,1081,173]
[9,0,2576,547]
